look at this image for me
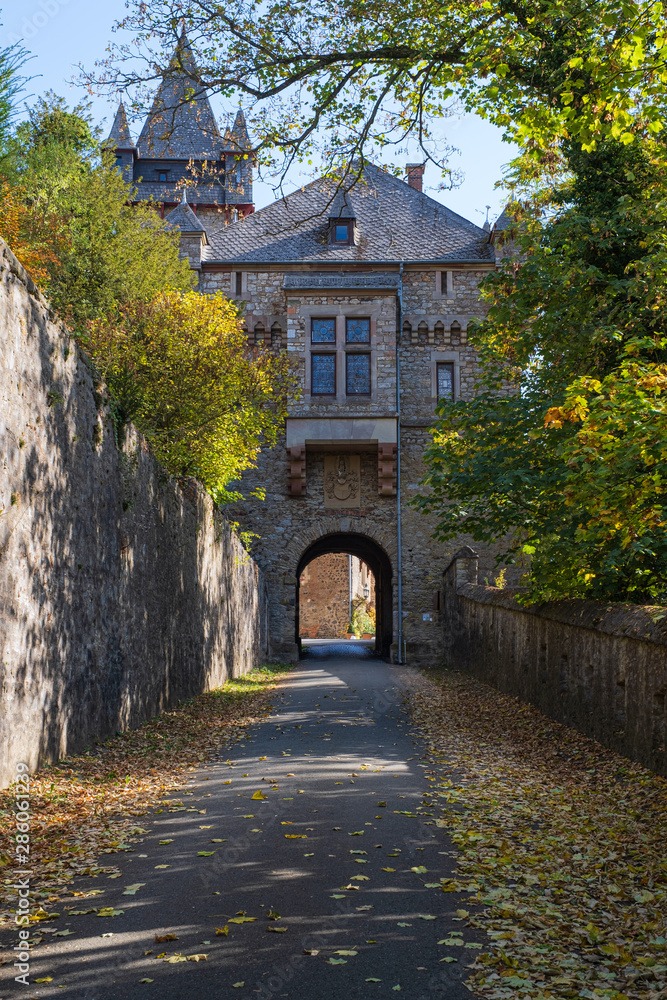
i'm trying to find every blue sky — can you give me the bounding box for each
[2,0,516,226]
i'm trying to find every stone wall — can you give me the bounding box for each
[442,549,667,776]
[298,554,376,638]
[299,553,350,638]
[0,239,268,788]
[202,262,507,663]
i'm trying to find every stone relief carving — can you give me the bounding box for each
[324,454,361,509]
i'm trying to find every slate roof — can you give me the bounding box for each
[137,35,225,160]
[204,165,494,264]
[104,102,135,150]
[165,194,207,234]
[225,110,251,152]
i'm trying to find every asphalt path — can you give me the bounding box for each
[5,645,480,999]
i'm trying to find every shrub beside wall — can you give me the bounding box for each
[442,548,667,776]
[0,239,268,788]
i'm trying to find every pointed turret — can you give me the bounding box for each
[165,188,207,234]
[105,101,135,151]
[104,101,136,182]
[226,110,251,152]
[165,189,209,272]
[137,33,224,159]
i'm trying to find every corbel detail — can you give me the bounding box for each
[287,445,306,496]
[378,443,397,496]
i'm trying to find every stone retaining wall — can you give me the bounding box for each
[0,239,268,788]
[442,549,667,775]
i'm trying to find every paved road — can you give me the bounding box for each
[7,648,479,999]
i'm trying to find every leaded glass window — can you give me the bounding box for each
[312,318,336,343]
[437,362,454,401]
[311,353,336,394]
[346,317,370,343]
[346,353,371,395]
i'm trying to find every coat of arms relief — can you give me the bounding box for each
[323,454,361,509]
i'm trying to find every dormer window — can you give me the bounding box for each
[157,170,169,182]
[328,189,356,246]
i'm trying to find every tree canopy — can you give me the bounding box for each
[415,135,667,604]
[87,291,298,502]
[0,89,296,504]
[1,93,194,329]
[90,0,667,184]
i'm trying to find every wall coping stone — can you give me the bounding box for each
[457,582,667,647]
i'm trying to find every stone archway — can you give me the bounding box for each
[296,532,393,658]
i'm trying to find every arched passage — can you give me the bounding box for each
[296,533,393,658]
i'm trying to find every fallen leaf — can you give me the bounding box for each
[197,851,215,856]
[328,958,347,965]
[232,983,244,988]
[266,910,280,920]
[366,978,381,983]
[251,790,267,800]
[35,978,53,983]
[303,948,319,955]
[139,977,154,983]
[52,929,75,937]
[97,908,123,917]
[267,925,287,933]
[155,933,178,943]
[186,953,207,962]
[154,864,170,869]
[349,831,364,836]
[123,883,146,895]
[284,834,306,839]
[419,914,436,920]
[215,926,229,936]
[335,949,358,956]
[228,917,256,924]
[410,866,427,874]
[440,957,457,963]
[382,867,396,872]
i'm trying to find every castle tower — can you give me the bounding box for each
[103,33,253,228]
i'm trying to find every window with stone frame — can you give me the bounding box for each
[346,317,370,343]
[311,353,336,395]
[436,362,454,401]
[312,317,336,343]
[346,353,371,395]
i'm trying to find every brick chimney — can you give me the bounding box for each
[406,163,425,192]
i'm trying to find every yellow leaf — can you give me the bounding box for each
[252,790,267,800]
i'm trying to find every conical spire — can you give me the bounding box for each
[226,110,250,151]
[137,33,224,159]
[105,101,135,150]
[165,191,206,234]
